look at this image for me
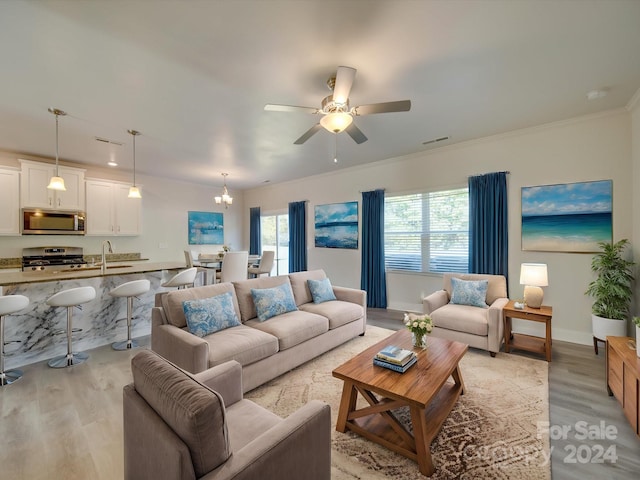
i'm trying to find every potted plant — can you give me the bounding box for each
[585,239,635,343]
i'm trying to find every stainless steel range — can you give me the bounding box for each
[22,246,88,272]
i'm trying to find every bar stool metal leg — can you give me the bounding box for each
[48,305,89,368]
[112,296,139,350]
[1,314,23,386]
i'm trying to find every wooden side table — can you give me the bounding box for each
[503,300,553,362]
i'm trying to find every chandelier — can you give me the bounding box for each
[215,173,233,208]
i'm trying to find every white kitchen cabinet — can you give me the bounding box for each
[0,167,20,235]
[85,179,141,236]
[19,159,85,210]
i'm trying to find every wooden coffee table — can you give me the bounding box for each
[332,329,468,476]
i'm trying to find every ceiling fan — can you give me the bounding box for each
[264,66,411,145]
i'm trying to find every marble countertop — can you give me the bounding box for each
[0,261,187,286]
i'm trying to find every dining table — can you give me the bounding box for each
[196,253,261,284]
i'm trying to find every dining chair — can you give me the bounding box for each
[248,250,275,278]
[216,251,249,283]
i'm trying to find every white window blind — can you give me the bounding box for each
[384,188,469,274]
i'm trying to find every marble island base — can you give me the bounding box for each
[2,272,169,369]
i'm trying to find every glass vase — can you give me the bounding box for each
[412,332,427,350]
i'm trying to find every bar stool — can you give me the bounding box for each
[0,295,29,386]
[47,286,96,368]
[110,279,150,351]
[161,267,198,289]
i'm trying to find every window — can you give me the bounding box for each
[384,187,469,274]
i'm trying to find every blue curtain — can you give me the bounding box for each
[468,172,508,276]
[288,201,307,273]
[249,207,261,255]
[361,189,387,308]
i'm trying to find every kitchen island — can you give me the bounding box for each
[0,261,186,368]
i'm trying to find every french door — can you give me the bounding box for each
[260,213,289,275]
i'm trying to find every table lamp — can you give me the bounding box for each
[520,263,548,309]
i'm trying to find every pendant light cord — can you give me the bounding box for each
[55,113,60,176]
[132,133,136,186]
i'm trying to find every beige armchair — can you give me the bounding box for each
[123,350,331,480]
[423,273,508,357]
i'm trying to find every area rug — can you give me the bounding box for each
[245,326,550,479]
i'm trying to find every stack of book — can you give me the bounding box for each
[373,345,417,373]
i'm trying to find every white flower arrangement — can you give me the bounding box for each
[403,312,433,338]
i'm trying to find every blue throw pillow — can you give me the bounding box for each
[307,278,336,304]
[251,283,298,321]
[450,278,489,308]
[182,292,241,337]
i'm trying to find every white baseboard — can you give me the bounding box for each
[387,301,423,314]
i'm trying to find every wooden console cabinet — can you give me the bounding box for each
[606,336,640,436]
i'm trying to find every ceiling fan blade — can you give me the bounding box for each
[345,123,368,144]
[294,124,323,144]
[332,66,357,104]
[264,104,319,114]
[352,100,411,116]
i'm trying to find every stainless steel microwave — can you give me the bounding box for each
[22,209,86,235]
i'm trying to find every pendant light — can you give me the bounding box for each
[46,108,67,191]
[127,129,141,198]
[214,173,233,208]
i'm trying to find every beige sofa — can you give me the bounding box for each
[422,273,508,356]
[152,269,366,392]
[123,350,331,480]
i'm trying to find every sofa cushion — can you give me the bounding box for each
[307,278,337,304]
[289,270,327,306]
[450,277,489,308]
[131,350,230,478]
[443,273,507,306]
[430,304,489,336]
[251,282,299,321]
[233,276,291,322]
[299,300,364,330]
[183,292,241,337]
[161,283,240,328]
[203,324,279,367]
[245,310,328,350]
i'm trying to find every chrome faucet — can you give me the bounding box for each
[101,240,114,274]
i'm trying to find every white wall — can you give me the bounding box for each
[244,109,633,345]
[0,152,244,261]
[631,95,640,328]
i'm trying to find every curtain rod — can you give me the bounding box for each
[358,188,386,193]
[468,171,510,177]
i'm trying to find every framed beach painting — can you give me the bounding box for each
[188,211,224,245]
[521,180,612,253]
[314,201,358,249]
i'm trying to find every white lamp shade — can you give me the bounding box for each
[519,263,548,287]
[320,112,353,133]
[47,176,66,191]
[128,186,141,198]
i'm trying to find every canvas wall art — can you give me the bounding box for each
[188,211,224,245]
[314,201,358,249]
[521,180,612,253]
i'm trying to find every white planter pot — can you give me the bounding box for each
[592,314,627,341]
[636,325,640,358]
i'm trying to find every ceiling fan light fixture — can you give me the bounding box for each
[47,107,67,191]
[320,112,353,133]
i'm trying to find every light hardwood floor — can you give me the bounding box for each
[1,309,639,479]
[367,308,640,479]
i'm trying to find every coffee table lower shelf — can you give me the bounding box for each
[336,373,464,476]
